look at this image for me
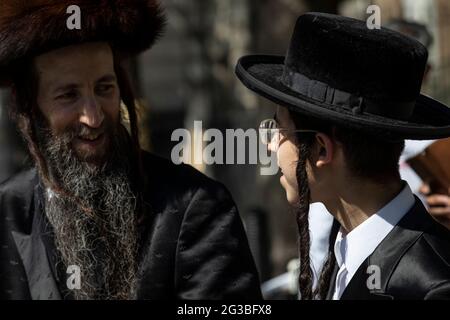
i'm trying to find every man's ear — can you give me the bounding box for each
[314,133,333,168]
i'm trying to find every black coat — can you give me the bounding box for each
[0,151,262,300]
[326,197,450,300]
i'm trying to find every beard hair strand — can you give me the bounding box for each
[36,120,139,300]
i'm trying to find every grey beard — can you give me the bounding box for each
[38,123,139,300]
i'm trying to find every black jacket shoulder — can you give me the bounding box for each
[383,201,450,299]
[139,151,233,212]
[0,167,38,196]
[0,167,38,233]
[340,199,450,300]
[141,151,216,189]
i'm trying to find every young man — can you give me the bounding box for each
[0,1,262,300]
[236,12,450,299]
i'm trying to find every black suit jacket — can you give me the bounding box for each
[327,197,450,300]
[0,151,262,300]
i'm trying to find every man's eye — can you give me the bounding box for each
[97,84,114,94]
[57,91,78,101]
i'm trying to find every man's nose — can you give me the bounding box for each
[79,96,104,128]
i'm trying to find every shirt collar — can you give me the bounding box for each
[334,182,415,277]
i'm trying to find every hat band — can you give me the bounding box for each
[281,69,415,120]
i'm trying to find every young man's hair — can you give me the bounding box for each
[288,109,405,299]
[8,45,147,217]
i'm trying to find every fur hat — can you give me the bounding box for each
[0,0,166,85]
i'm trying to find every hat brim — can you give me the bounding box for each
[236,55,450,140]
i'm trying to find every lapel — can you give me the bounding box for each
[339,197,429,300]
[11,182,62,300]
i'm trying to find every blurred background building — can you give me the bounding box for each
[1,0,450,296]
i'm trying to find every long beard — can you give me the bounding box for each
[36,120,139,300]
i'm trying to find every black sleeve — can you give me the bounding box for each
[425,281,450,300]
[174,181,263,300]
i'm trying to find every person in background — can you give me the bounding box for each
[387,20,450,230]
[0,0,262,300]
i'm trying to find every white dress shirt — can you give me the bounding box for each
[332,183,415,300]
[309,202,334,291]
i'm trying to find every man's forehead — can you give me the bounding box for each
[34,42,115,83]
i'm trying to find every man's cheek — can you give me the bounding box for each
[48,113,79,136]
[103,98,121,122]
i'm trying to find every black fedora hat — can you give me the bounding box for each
[235,12,450,140]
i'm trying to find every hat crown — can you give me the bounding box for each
[235,13,450,140]
[284,12,428,104]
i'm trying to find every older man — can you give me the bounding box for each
[0,0,261,300]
